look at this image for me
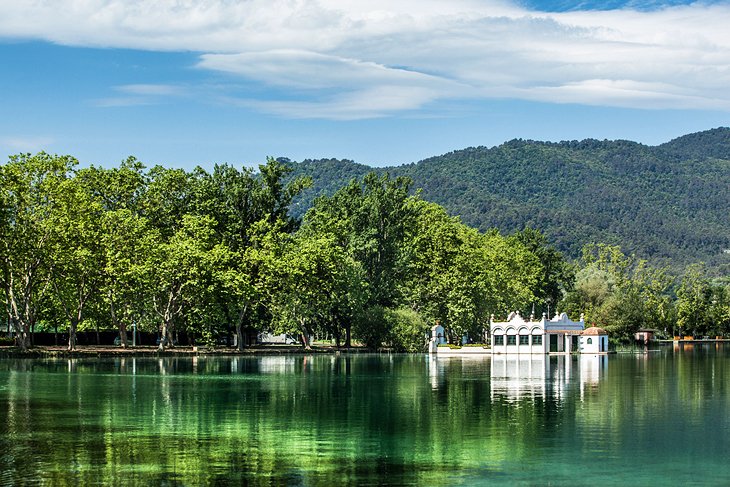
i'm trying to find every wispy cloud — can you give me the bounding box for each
[1,1,728,119]
[117,84,187,96]
[94,83,187,107]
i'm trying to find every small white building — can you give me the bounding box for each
[490,311,608,354]
[428,323,447,353]
[580,327,609,353]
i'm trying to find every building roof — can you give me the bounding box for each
[582,327,607,336]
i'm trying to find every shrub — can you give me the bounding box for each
[354,305,391,350]
[387,307,429,352]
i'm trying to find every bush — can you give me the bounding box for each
[387,307,429,352]
[0,336,15,346]
[354,306,391,350]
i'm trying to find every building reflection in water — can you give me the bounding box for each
[258,355,297,374]
[578,354,608,399]
[490,354,607,402]
[428,353,608,401]
[491,354,552,401]
[428,355,446,390]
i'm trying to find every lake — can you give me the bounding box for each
[0,344,728,485]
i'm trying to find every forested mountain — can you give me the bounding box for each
[289,128,730,273]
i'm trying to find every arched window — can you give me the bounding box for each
[587,338,593,344]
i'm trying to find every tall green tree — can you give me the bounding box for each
[0,153,74,350]
[147,214,223,350]
[192,159,312,350]
[48,170,106,350]
[707,280,730,336]
[141,166,196,349]
[513,227,575,314]
[676,264,711,337]
[261,233,364,350]
[402,200,541,343]
[100,208,155,347]
[75,161,150,347]
[305,173,414,307]
[302,172,415,346]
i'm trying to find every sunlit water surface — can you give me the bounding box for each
[0,344,728,485]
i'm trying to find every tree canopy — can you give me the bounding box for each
[2,151,728,351]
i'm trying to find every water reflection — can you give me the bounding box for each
[430,354,608,402]
[492,354,607,401]
[428,355,445,390]
[258,355,297,374]
[1,348,728,486]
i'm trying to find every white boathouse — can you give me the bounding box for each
[490,311,608,354]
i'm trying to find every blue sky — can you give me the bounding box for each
[1,0,728,169]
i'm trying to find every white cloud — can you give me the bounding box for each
[198,51,452,90]
[199,50,467,116]
[117,84,187,96]
[94,83,187,107]
[235,85,445,120]
[1,1,729,119]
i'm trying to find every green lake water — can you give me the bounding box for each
[0,344,728,486]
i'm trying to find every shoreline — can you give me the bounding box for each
[0,344,374,358]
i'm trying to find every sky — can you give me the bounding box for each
[0,0,729,169]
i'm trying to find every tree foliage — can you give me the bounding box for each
[2,149,728,350]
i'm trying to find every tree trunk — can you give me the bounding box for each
[120,322,128,348]
[7,310,14,338]
[333,324,341,349]
[67,317,77,351]
[158,320,169,351]
[12,298,32,351]
[155,287,179,351]
[17,323,30,351]
[345,321,352,349]
[235,304,248,352]
[300,320,311,350]
[110,297,128,348]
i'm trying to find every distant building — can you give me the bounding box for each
[634,328,656,345]
[428,323,447,353]
[490,311,608,354]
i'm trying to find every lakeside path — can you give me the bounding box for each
[0,344,372,358]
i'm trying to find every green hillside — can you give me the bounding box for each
[288,128,730,273]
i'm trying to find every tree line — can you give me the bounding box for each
[1,153,728,352]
